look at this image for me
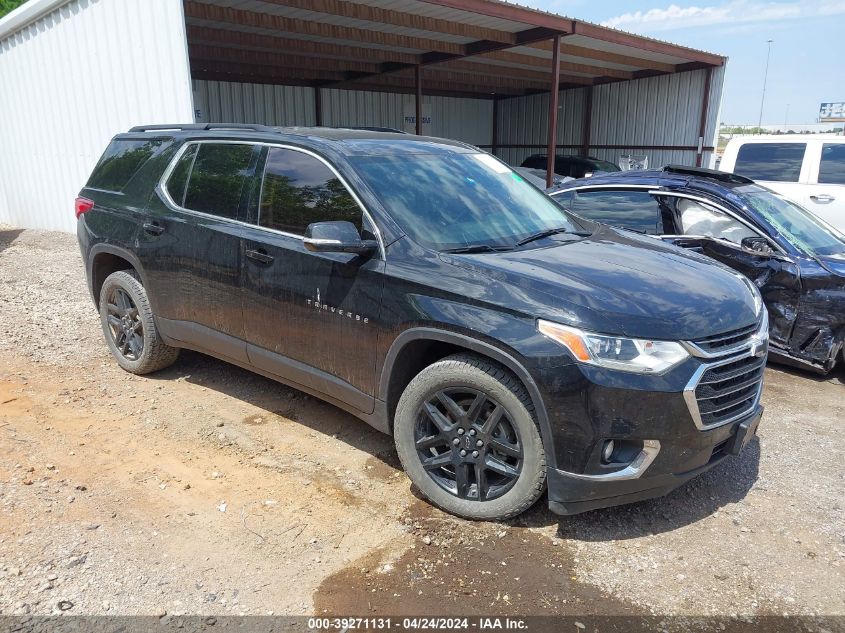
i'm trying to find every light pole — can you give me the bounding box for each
[757,39,774,131]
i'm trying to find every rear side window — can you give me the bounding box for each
[734,142,805,182]
[182,143,255,219]
[88,139,163,192]
[819,143,845,184]
[258,147,361,235]
[163,144,198,207]
[570,189,663,234]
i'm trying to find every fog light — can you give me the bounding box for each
[602,440,615,463]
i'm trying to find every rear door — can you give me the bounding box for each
[138,141,260,362]
[804,140,845,232]
[659,192,802,348]
[561,188,669,234]
[238,145,384,413]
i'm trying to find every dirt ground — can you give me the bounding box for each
[0,226,843,618]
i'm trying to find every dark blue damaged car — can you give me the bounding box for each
[551,165,845,375]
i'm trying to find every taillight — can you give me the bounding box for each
[75,197,94,219]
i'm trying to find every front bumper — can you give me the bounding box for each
[546,405,763,515]
[530,317,768,516]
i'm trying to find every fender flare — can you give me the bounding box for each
[380,327,557,469]
[87,243,149,304]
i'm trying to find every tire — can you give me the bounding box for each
[99,270,179,375]
[394,353,546,521]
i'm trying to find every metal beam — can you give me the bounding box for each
[572,21,725,67]
[258,0,517,44]
[418,0,576,32]
[492,97,499,155]
[476,49,633,79]
[696,67,714,167]
[581,85,593,157]
[546,35,561,188]
[415,66,423,135]
[186,26,420,68]
[183,2,465,55]
[527,41,676,74]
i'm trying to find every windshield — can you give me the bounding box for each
[351,152,585,251]
[736,186,845,257]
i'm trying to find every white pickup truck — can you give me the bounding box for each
[720,135,845,232]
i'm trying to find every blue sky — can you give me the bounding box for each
[524,0,845,125]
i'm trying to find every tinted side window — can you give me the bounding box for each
[164,144,198,207]
[570,190,662,234]
[734,142,805,182]
[183,143,254,219]
[259,148,361,235]
[819,143,845,184]
[88,139,163,192]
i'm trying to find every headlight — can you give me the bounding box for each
[538,320,690,374]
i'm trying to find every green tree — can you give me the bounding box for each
[0,0,28,18]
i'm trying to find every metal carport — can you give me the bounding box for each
[0,0,726,232]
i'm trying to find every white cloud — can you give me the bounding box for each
[602,0,845,32]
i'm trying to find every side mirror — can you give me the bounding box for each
[741,236,774,254]
[303,221,377,256]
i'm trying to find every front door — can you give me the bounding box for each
[661,194,802,348]
[139,141,260,363]
[239,146,384,413]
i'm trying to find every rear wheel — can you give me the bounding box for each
[394,354,546,520]
[99,270,179,374]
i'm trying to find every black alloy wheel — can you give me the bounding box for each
[105,287,144,361]
[415,388,523,502]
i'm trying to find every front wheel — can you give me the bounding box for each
[99,270,179,375]
[394,354,546,521]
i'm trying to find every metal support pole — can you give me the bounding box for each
[491,97,499,156]
[314,86,322,127]
[695,67,713,167]
[415,65,423,135]
[546,35,561,188]
[757,39,773,130]
[581,85,593,158]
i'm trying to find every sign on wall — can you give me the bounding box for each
[819,102,845,122]
[403,104,432,134]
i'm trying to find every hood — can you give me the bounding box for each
[818,253,845,278]
[443,226,760,340]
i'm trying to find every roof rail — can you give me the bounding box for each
[662,164,754,184]
[128,123,279,133]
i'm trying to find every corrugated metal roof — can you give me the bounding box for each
[183,0,726,98]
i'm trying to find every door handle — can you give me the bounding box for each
[246,248,274,265]
[142,221,165,236]
[810,194,835,203]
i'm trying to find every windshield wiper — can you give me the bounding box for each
[516,227,590,247]
[440,244,513,254]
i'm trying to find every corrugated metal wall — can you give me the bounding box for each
[496,88,588,166]
[492,68,723,170]
[193,80,316,126]
[188,71,723,172]
[192,81,494,147]
[0,0,194,233]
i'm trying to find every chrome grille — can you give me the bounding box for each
[694,355,765,427]
[690,322,758,355]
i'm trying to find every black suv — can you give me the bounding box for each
[551,166,845,374]
[77,125,767,520]
[521,153,621,179]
